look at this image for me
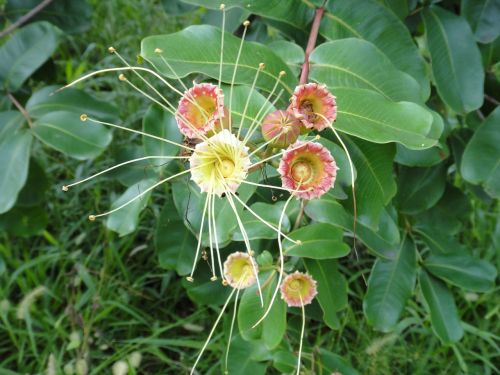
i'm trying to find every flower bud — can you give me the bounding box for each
[261,110,301,149]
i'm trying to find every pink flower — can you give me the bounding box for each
[261,110,301,149]
[278,141,337,200]
[290,83,336,131]
[280,271,317,307]
[176,83,224,138]
[223,252,258,289]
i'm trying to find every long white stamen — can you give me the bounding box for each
[296,294,306,375]
[228,189,299,244]
[62,155,188,190]
[252,191,295,328]
[89,166,200,220]
[83,115,193,151]
[231,179,310,194]
[188,192,211,281]
[207,191,217,281]
[218,4,226,89]
[248,131,284,157]
[190,286,237,375]
[237,63,265,138]
[249,136,320,169]
[211,190,224,281]
[228,20,250,129]
[224,283,242,373]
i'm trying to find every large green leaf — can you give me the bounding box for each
[320,0,429,100]
[105,178,157,236]
[16,158,49,207]
[363,237,417,332]
[180,0,314,29]
[155,196,197,276]
[233,201,290,241]
[424,254,497,292]
[319,349,360,375]
[304,259,347,329]
[267,40,304,77]
[225,85,276,130]
[224,335,268,375]
[304,196,400,259]
[461,0,500,43]
[283,223,350,259]
[26,86,118,122]
[0,21,61,91]
[333,88,436,149]
[142,104,183,158]
[419,270,464,344]
[377,0,410,19]
[0,111,32,214]
[310,39,421,103]
[461,107,500,198]
[414,227,467,256]
[141,25,297,96]
[343,137,397,230]
[396,163,447,215]
[423,7,484,114]
[31,111,112,160]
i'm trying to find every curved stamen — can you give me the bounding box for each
[237,62,265,138]
[224,282,242,374]
[62,155,188,191]
[188,192,211,282]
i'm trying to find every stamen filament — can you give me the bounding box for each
[188,192,211,281]
[63,155,188,190]
[224,284,242,374]
[248,130,284,157]
[237,63,264,138]
[207,191,217,281]
[297,294,306,375]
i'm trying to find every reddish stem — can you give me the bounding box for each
[299,6,325,85]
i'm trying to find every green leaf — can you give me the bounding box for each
[226,85,276,129]
[363,237,417,332]
[224,335,268,375]
[319,349,360,375]
[461,0,500,43]
[105,178,157,236]
[419,270,464,344]
[181,0,314,29]
[267,40,304,77]
[16,158,49,207]
[396,163,447,215]
[304,259,347,329]
[344,137,397,230]
[320,0,429,100]
[310,39,421,103]
[0,111,32,214]
[26,86,118,122]
[182,276,231,305]
[155,195,196,276]
[377,0,409,19]
[238,271,286,348]
[142,104,183,158]
[5,0,92,34]
[283,223,350,259]
[333,88,436,149]
[161,0,196,14]
[0,205,48,237]
[424,254,497,292]
[233,201,290,241]
[31,111,112,160]
[304,196,400,259]
[0,21,61,91]
[415,227,467,256]
[423,7,484,113]
[461,107,500,198]
[141,25,297,96]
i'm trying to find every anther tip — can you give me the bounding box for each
[279,70,286,77]
[210,276,218,281]
[186,276,194,282]
[220,3,225,10]
[296,240,303,245]
[88,215,96,221]
[80,114,88,122]
[154,48,163,54]
[108,46,116,53]
[222,279,228,286]
[118,73,126,81]
[249,250,255,256]
[62,185,69,192]
[258,62,265,70]
[315,135,321,140]
[243,20,250,27]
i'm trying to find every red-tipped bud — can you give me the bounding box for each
[261,110,301,149]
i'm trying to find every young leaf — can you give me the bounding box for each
[363,237,417,332]
[419,270,464,344]
[424,254,497,292]
[423,7,484,113]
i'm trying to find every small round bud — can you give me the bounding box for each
[243,20,250,27]
[118,74,126,81]
[108,46,116,53]
[62,185,69,192]
[88,215,96,221]
[261,110,301,149]
[80,114,88,122]
[186,276,194,282]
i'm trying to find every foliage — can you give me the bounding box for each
[0,0,498,374]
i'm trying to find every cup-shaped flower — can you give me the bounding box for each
[189,129,251,196]
[261,110,301,149]
[223,252,258,289]
[176,83,224,138]
[278,141,337,200]
[290,83,336,131]
[280,271,317,307]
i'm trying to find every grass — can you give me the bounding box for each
[0,1,499,374]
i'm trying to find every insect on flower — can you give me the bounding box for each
[58,3,356,373]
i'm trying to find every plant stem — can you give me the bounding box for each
[0,0,54,39]
[300,4,326,84]
[7,92,33,128]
